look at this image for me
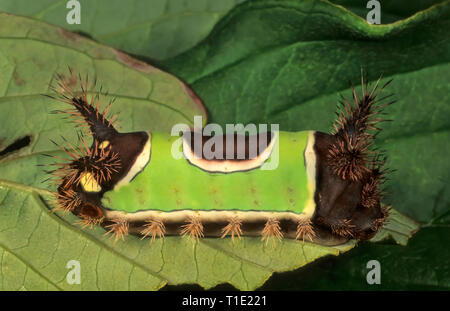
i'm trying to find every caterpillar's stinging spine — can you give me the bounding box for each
[296,218,315,242]
[141,219,166,242]
[261,218,283,245]
[76,214,104,229]
[180,216,204,241]
[221,216,243,241]
[104,219,129,243]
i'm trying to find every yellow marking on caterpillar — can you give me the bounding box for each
[80,172,102,192]
[100,140,110,149]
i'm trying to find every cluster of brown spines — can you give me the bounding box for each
[48,69,119,139]
[46,136,121,188]
[46,71,122,237]
[326,74,394,238]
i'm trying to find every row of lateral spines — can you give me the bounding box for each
[52,213,316,245]
[327,73,394,182]
[46,69,119,141]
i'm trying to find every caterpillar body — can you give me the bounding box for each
[47,71,392,246]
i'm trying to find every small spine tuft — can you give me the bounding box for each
[53,188,82,214]
[261,218,283,245]
[141,219,166,242]
[104,219,129,243]
[221,216,243,241]
[295,218,315,242]
[361,156,388,209]
[330,219,355,238]
[371,205,391,232]
[180,216,204,240]
[76,214,104,229]
[46,134,121,189]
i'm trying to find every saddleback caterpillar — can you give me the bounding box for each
[45,70,393,246]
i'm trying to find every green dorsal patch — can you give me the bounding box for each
[102,131,312,214]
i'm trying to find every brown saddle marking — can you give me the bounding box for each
[182,131,276,173]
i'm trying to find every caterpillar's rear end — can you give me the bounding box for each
[45,70,393,245]
[312,75,393,241]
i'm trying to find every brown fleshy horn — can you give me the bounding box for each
[45,134,121,189]
[104,219,129,243]
[180,216,204,240]
[46,68,119,141]
[330,219,356,238]
[261,218,283,245]
[221,216,243,241]
[141,219,166,242]
[295,218,315,242]
[328,71,394,181]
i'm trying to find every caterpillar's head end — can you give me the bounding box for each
[46,71,151,227]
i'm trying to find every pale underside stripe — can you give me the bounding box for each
[114,133,152,191]
[182,131,278,173]
[303,131,317,217]
[104,209,311,226]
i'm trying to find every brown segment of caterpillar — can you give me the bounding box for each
[328,72,394,182]
[180,216,204,240]
[141,219,166,242]
[261,218,283,245]
[295,218,315,242]
[221,216,243,241]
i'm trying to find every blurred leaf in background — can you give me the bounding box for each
[331,0,445,23]
[0,0,247,61]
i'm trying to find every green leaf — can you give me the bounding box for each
[330,0,446,23]
[163,0,450,224]
[0,0,247,60]
[261,224,450,290]
[370,208,420,246]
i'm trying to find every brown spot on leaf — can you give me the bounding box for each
[13,71,24,86]
[60,28,81,42]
